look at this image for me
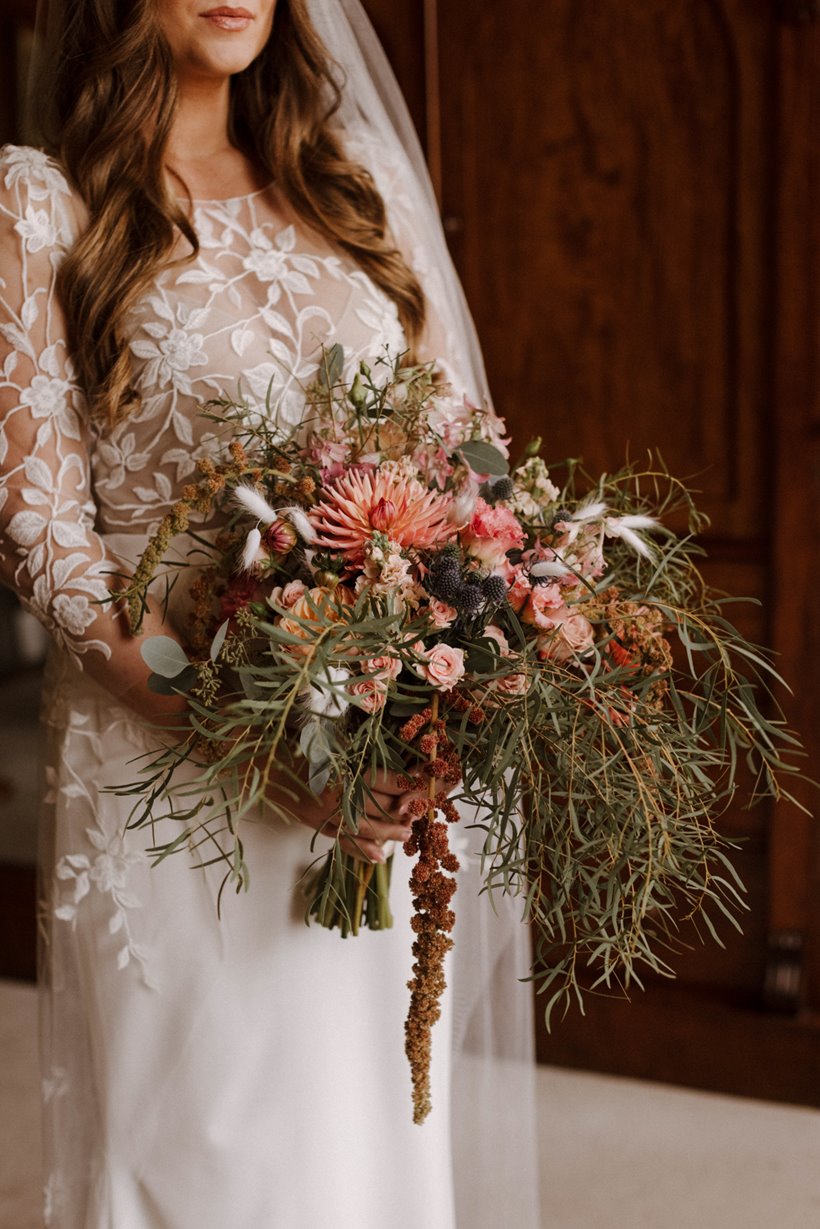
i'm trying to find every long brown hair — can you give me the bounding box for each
[44,0,426,425]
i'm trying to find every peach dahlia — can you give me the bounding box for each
[309,469,455,564]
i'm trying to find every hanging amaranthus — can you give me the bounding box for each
[400,696,463,1124]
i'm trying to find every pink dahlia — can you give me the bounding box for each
[309,469,455,564]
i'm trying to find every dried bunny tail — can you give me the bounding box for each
[233,485,280,525]
[239,527,265,572]
[604,514,659,558]
[278,506,317,544]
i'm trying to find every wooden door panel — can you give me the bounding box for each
[436,0,772,543]
[422,0,820,1100]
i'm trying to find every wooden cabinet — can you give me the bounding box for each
[363,0,820,1103]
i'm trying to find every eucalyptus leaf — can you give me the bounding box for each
[458,439,509,476]
[317,342,344,389]
[210,619,230,662]
[309,761,332,796]
[465,642,501,675]
[140,635,191,679]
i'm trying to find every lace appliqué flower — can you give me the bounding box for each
[54,824,153,985]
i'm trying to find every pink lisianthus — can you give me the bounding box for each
[427,598,458,629]
[348,676,388,713]
[460,498,524,568]
[504,565,532,614]
[412,443,453,490]
[574,530,606,580]
[310,438,350,482]
[445,467,481,529]
[537,612,596,663]
[520,583,565,630]
[413,642,466,692]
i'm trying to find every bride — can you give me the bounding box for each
[0,1,540,1224]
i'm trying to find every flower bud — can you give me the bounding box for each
[525,436,543,457]
[263,519,298,554]
[313,570,340,590]
[348,372,367,409]
[369,497,396,531]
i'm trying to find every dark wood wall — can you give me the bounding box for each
[363,0,819,1106]
[1,0,817,1103]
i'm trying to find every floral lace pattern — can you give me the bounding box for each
[0,143,409,672]
[0,147,112,663]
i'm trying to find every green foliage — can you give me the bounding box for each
[110,354,810,1028]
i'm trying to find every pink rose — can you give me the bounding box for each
[427,598,458,629]
[363,654,402,681]
[460,498,524,568]
[281,579,308,608]
[520,584,565,630]
[538,612,595,662]
[493,671,531,697]
[414,643,466,692]
[267,579,307,611]
[348,677,388,713]
[482,624,510,655]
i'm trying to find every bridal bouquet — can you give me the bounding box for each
[115,346,801,1123]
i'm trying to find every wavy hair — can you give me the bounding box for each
[41,0,426,425]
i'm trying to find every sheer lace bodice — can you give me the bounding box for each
[0,143,437,668]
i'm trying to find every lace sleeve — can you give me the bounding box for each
[0,146,114,666]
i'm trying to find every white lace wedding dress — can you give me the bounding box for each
[0,143,540,1229]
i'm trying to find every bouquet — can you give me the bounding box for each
[114,346,803,1123]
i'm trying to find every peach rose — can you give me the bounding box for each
[348,676,388,713]
[537,612,595,663]
[277,586,351,655]
[414,643,466,692]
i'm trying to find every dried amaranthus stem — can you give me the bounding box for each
[402,694,462,1124]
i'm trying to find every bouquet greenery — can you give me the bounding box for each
[113,346,803,1123]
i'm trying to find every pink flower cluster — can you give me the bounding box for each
[461,498,524,568]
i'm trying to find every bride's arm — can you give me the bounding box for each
[0,150,186,725]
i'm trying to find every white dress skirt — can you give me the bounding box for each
[0,144,541,1228]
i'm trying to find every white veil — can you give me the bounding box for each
[27,1,542,1223]
[302,4,542,1222]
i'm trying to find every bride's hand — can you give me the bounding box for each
[269,768,423,864]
